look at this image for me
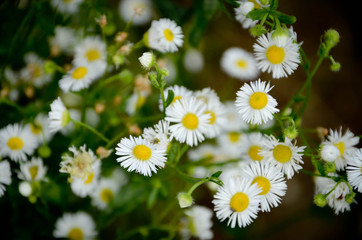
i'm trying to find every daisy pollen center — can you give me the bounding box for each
[334,142,345,156]
[182,113,199,130]
[67,227,83,240]
[31,123,42,134]
[248,145,263,161]
[249,0,261,9]
[86,49,100,61]
[266,45,285,64]
[230,192,249,212]
[236,60,248,69]
[133,145,152,161]
[163,29,174,41]
[7,137,24,150]
[205,110,216,125]
[100,188,114,203]
[249,92,268,109]
[72,67,88,80]
[84,171,95,184]
[273,144,292,163]
[228,132,241,143]
[29,166,39,180]
[252,176,271,195]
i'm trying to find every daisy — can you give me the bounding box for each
[179,205,213,240]
[241,161,287,212]
[25,113,53,146]
[48,97,70,133]
[53,211,97,239]
[235,0,267,29]
[165,97,211,147]
[119,0,153,26]
[20,52,53,87]
[188,143,227,162]
[59,61,100,92]
[0,123,37,162]
[51,0,84,14]
[60,108,81,136]
[48,26,80,55]
[202,98,228,139]
[222,101,249,132]
[183,48,204,74]
[91,178,120,210]
[17,157,47,182]
[213,177,262,228]
[235,79,279,125]
[126,91,149,116]
[253,31,300,79]
[142,120,171,151]
[260,135,306,179]
[216,130,244,159]
[115,135,167,176]
[321,127,359,171]
[320,143,340,162]
[70,160,101,198]
[220,47,260,81]
[0,161,12,197]
[160,85,193,111]
[73,36,107,76]
[147,18,184,53]
[346,148,362,193]
[240,132,266,163]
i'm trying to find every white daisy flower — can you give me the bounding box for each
[183,48,204,74]
[202,98,228,139]
[320,143,340,162]
[235,79,279,125]
[59,108,81,136]
[188,143,227,163]
[0,123,37,162]
[53,211,97,239]
[260,135,306,179]
[70,160,101,198]
[194,87,220,105]
[179,205,213,240]
[91,178,120,210]
[17,157,47,182]
[240,132,266,163]
[142,120,171,151]
[48,97,70,133]
[235,0,267,29]
[59,62,99,92]
[165,97,211,147]
[147,18,184,53]
[213,177,262,228]
[51,0,84,14]
[0,161,12,197]
[73,36,107,76]
[241,161,287,212]
[49,26,80,55]
[321,127,359,171]
[218,162,248,184]
[119,0,153,26]
[223,101,249,132]
[253,31,300,79]
[160,85,193,111]
[20,52,53,87]
[220,47,260,81]
[115,135,167,176]
[346,148,362,193]
[126,91,149,116]
[217,130,245,159]
[26,113,53,146]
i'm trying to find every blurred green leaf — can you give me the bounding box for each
[246,9,269,21]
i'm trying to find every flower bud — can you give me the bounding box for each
[324,162,336,174]
[148,72,160,88]
[272,28,289,46]
[159,68,169,77]
[330,62,341,72]
[38,145,51,158]
[177,192,193,208]
[345,192,355,204]
[139,52,155,69]
[314,193,327,207]
[324,29,340,49]
[284,126,298,139]
[320,144,340,162]
[43,60,57,74]
[19,181,32,197]
[250,25,267,37]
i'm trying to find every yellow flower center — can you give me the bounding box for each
[236,60,248,69]
[205,111,216,125]
[249,0,261,9]
[182,113,199,130]
[248,145,263,161]
[163,29,174,41]
[84,171,95,184]
[334,142,345,156]
[249,92,268,109]
[29,166,39,180]
[33,66,42,78]
[266,45,285,64]
[273,144,292,163]
[252,176,271,195]
[7,137,24,150]
[100,188,114,203]
[228,132,241,143]
[133,145,152,161]
[72,67,88,80]
[230,192,249,212]
[171,96,182,104]
[30,123,42,135]
[86,49,100,61]
[68,228,83,240]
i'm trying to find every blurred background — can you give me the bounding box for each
[1,0,362,239]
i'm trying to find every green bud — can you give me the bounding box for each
[148,72,160,88]
[250,25,267,37]
[284,126,298,139]
[324,162,336,174]
[29,195,37,204]
[159,68,169,77]
[330,62,341,72]
[314,193,327,207]
[103,23,116,36]
[113,54,125,66]
[259,0,270,5]
[282,107,292,116]
[38,145,51,158]
[324,29,340,49]
[143,31,150,48]
[43,60,58,74]
[177,192,193,208]
[345,192,356,204]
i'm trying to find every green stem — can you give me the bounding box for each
[131,40,145,51]
[105,128,128,148]
[0,98,24,113]
[71,118,110,143]
[187,179,208,196]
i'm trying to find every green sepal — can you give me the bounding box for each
[211,171,222,178]
[165,89,175,108]
[246,9,269,21]
[273,11,296,24]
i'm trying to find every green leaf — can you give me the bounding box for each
[222,0,240,7]
[211,171,223,178]
[246,9,268,21]
[270,0,279,10]
[165,89,175,108]
[316,160,326,176]
[273,11,296,24]
[147,187,159,209]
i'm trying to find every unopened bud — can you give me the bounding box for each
[330,62,341,72]
[314,193,327,207]
[113,54,125,66]
[95,102,106,114]
[96,14,107,28]
[38,145,51,158]
[345,192,356,204]
[324,162,336,173]
[115,32,128,43]
[129,124,142,135]
[250,25,267,37]
[43,60,57,74]
[159,68,169,77]
[139,52,155,69]
[324,29,340,49]
[177,192,193,208]
[148,72,160,88]
[19,181,32,197]
[284,126,298,139]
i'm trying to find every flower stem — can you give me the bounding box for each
[71,118,110,143]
